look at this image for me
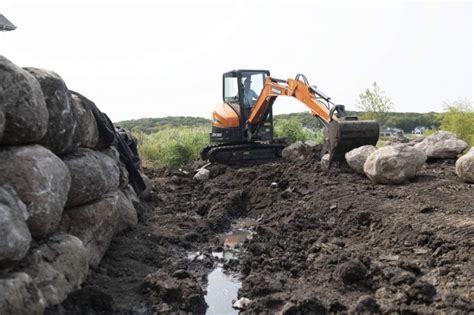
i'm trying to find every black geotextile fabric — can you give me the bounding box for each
[114,127,146,195]
[70,91,146,195]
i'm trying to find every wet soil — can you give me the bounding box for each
[55,150,473,314]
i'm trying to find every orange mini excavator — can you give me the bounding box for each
[201,70,379,165]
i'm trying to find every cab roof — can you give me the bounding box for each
[223,69,270,77]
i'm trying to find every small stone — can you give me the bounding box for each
[304,139,319,148]
[438,266,449,276]
[232,297,251,310]
[336,260,367,285]
[270,182,278,189]
[193,168,210,181]
[351,295,380,313]
[380,254,400,261]
[329,204,337,210]
[280,188,291,199]
[172,269,190,279]
[321,154,330,169]
[407,280,436,303]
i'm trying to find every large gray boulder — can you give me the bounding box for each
[24,67,79,156]
[60,191,128,267]
[282,141,306,161]
[140,172,152,201]
[0,145,71,238]
[0,186,31,264]
[103,146,129,189]
[455,148,474,183]
[0,56,49,144]
[0,102,4,141]
[115,190,138,232]
[122,184,140,207]
[63,148,120,208]
[364,144,427,184]
[0,272,45,315]
[23,234,88,306]
[414,131,468,159]
[71,93,99,149]
[345,145,377,174]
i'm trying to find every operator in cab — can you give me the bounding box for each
[243,78,258,108]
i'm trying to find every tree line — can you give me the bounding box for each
[116,82,473,145]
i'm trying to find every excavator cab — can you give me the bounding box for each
[212,69,273,143]
[223,69,269,116]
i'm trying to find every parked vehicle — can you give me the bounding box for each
[380,127,404,137]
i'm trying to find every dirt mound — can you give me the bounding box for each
[53,151,473,314]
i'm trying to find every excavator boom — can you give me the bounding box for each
[246,74,379,162]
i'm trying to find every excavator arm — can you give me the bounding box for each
[248,74,338,126]
[247,74,379,162]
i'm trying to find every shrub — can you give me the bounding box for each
[440,99,474,145]
[274,118,323,143]
[134,126,209,167]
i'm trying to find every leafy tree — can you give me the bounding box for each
[274,118,308,142]
[440,98,474,145]
[356,82,394,126]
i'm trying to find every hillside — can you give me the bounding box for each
[116,116,211,134]
[116,111,441,134]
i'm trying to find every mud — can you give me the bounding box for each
[52,150,473,314]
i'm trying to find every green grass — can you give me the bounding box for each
[134,118,325,167]
[134,126,210,167]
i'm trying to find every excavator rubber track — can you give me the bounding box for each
[201,142,285,165]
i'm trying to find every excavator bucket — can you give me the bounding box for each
[323,119,379,162]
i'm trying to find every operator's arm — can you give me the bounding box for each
[250,90,259,99]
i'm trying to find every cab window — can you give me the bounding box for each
[224,76,239,102]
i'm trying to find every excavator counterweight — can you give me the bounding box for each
[201,70,379,166]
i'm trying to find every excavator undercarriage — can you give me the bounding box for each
[201,142,285,164]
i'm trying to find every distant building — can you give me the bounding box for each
[0,14,16,31]
[412,126,426,134]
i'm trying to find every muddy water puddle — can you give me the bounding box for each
[200,218,256,314]
[205,266,241,315]
[221,228,253,249]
